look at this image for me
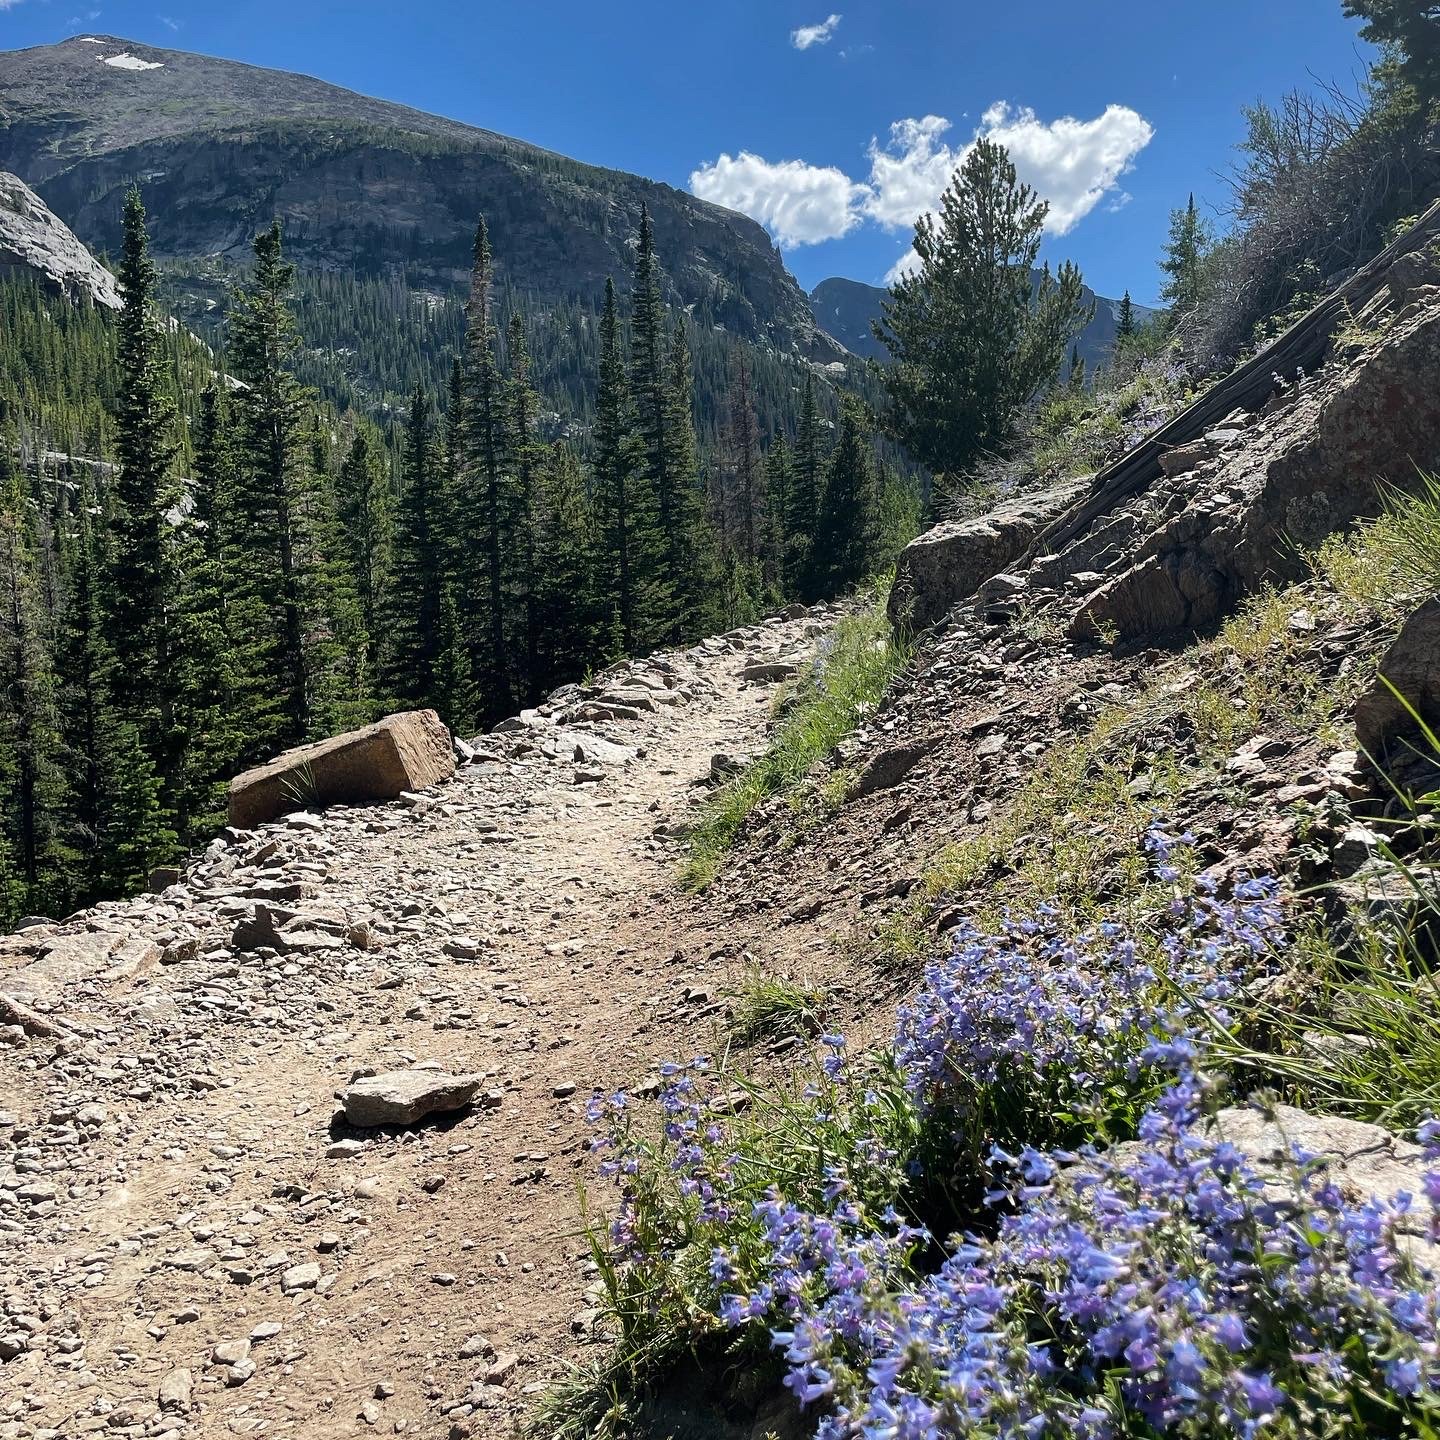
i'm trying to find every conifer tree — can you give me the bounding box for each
[170,386,242,840]
[108,185,181,753]
[0,450,64,914]
[593,277,665,655]
[335,425,392,676]
[659,317,712,637]
[629,204,702,638]
[431,584,476,734]
[461,217,513,717]
[388,386,444,707]
[1160,195,1213,317]
[226,222,317,747]
[764,435,792,592]
[814,396,881,594]
[1068,346,1087,391]
[875,138,1092,481]
[1116,291,1137,339]
[442,357,465,582]
[506,314,543,701]
[785,373,826,601]
[227,223,368,747]
[533,446,601,693]
[726,353,764,565]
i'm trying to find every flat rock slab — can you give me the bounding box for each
[228,710,454,828]
[341,1070,481,1128]
[4,930,158,1006]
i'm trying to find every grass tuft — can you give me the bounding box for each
[727,964,830,1045]
[683,589,909,889]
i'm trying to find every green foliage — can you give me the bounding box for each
[814,397,883,593]
[684,593,908,888]
[1343,0,1440,112]
[875,137,1093,483]
[1159,193,1214,316]
[727,964,831,1044]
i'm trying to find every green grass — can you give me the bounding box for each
[682,591,910,889]
[726,964,830,1045]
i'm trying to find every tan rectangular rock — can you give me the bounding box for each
[227,710,454,829]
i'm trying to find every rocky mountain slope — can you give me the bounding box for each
[810,273,1158,369]
[0,35,840,363]
[0,171,119,310]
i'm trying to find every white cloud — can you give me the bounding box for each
[975,102,1154,234]
[692,101,1153,265]
[791,13,841,50]
[865,115,958,229]
[0,0,29,11]
[866,104,1153,239]
[689,151,865,248]
[157,14,180,29]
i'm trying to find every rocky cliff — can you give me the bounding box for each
[0,35,841,362]
[0,170,120,309]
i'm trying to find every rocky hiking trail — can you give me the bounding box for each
[0,605,839,1440]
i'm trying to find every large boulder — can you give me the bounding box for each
[227,710,454,828]
[341,1069,480,1128]
[1355,597,1440,760]
[889,480,1087,631]
[0,171,121,309]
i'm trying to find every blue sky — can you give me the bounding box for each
[2,1,1375,303]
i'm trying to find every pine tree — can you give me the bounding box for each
[726,353,764,565]
[0,450,64,916]
[334,425,392,677]
[1116,291,1137,339]
[1160,195,1213,316]
[108,185,181,757]
[764,435,792,592]
[593,277,666,655]
[814,397,881,595]
[533,446,601,694]
[506,314,543,702]
[1068,346,1087,391]
[227,222,368,747]
[170,385,242,840]
[442,357,465,585]
[226,221,317,748]
[659,317,712,638]
[388,385,444,707]
[431,584,476,735]
[461,217,513,717]
[785,373,827,602]
[875,137,1093,481]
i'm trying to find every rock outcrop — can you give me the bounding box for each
[889,479,1087,631]
[1355,596,1440,759]
[1063,251,1440,641]
[227,710,455,828]
[0,170,120,308]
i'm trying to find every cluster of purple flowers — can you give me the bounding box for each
[716,1058,1440,1438]
[585,831,1440,1435]
[894,828,1284,1130]
[1119,357,1191,451]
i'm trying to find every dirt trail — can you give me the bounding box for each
[0,606,837,1440]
